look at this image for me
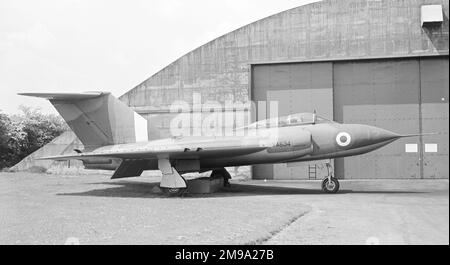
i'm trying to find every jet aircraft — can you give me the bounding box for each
[20,92,428,195]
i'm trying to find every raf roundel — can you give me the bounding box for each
[336,132,351,147]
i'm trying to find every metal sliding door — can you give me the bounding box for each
[251,62,333,179]
[333,59,421,179]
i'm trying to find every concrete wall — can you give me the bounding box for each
[9,131,105,174]
[121,0,449,114]
[10,131,79,172]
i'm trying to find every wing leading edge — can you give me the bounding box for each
[37,145,268,161]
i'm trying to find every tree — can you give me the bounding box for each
[0,107,69,170]
[0,112,12,169]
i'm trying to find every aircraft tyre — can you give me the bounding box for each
[321,177,340,193]
[161,187,186,196]
[161,177,187,197]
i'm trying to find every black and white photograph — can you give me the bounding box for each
[0,0,448,253]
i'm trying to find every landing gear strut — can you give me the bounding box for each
[211,168,231,187]
[321,162,340,193]
[158,158,188,197]
[160,178,187,197]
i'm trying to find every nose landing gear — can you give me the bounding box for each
[321,162,340,193]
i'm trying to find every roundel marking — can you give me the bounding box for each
[336,132,351,147]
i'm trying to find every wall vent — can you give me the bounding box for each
[421,5,443,26]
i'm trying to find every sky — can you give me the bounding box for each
[0,0,319,114]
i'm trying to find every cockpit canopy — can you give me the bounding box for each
[243,113,334,129]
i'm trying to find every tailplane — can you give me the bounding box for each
[19,92,148,150]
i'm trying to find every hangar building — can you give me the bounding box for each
[14,0,449,180]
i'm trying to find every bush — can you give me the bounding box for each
[0,106,68,169]
[0,112,12,169]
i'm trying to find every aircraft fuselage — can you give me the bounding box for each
[81,122,402,173]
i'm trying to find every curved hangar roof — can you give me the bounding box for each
[120,0,449,112]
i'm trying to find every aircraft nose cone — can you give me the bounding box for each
[357,125,401,146]
[336,124,401,148]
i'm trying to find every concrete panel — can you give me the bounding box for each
[10,131,78,172]
[253,62,332,92]
[142,110,251,138]
[9,131,106,175]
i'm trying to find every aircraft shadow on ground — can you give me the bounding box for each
[56,181,426,199]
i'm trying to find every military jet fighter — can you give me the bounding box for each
[20,92,427,195]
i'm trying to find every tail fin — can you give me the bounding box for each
[19,92,148,150]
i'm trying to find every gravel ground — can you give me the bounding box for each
[0,172,448,245]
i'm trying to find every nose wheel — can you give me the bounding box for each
[322,177,340,193]
[321,162,340,193]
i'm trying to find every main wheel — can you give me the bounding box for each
[161,176,187,197]
[161,187,186,197]
[321,177,340,193]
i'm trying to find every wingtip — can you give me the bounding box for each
[35,156,60,161]
[17,92,33,96]
[35,154,81,161]
[17,92,106,100]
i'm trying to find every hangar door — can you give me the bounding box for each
[333,57,448,179]
[420,57,449,179]
[333,57,449,179]
[333,59,421,179]
[251,62,333,180]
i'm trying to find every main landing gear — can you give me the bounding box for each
[160,178,187,197]
[321,162,340,193]
[158,158,232,196]
[210,168,232,187]
[159,158,187,197]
